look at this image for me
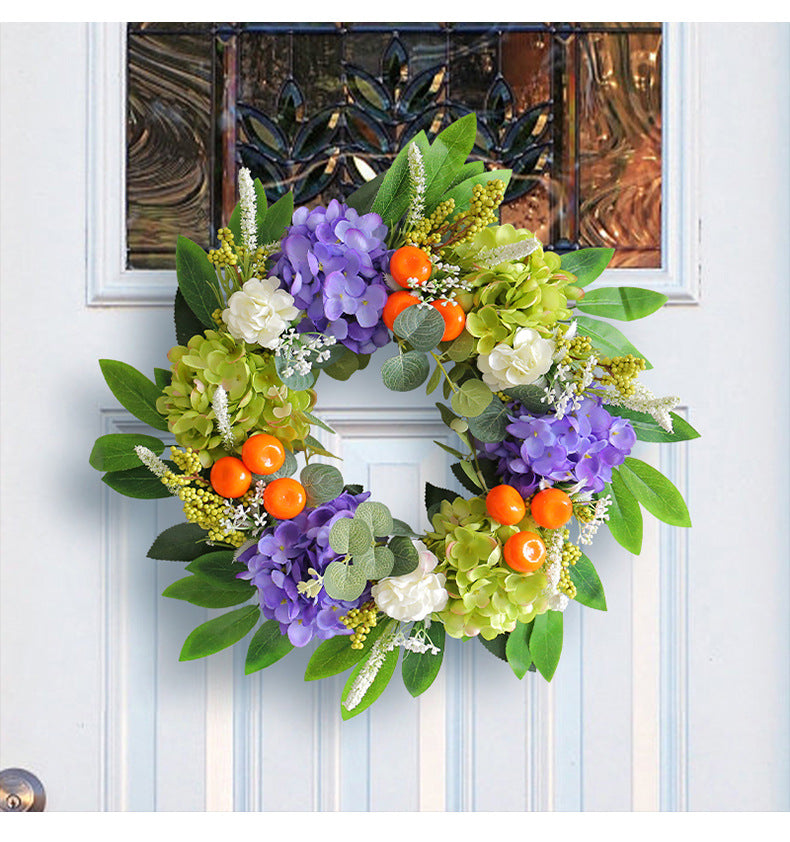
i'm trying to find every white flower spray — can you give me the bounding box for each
[238,167,257,252]
[343,621,399,712]
[538,529,570,613]
[405,142,426,229]
[601,382,680,432]
[477,237,540,268]
[134,446,180,494]
[578,494,612,546]
[211,385,236,450]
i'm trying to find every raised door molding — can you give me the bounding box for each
[86,22,700,307]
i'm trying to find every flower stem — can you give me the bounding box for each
[430,351,458,394]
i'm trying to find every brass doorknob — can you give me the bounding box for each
[0,768,46,812]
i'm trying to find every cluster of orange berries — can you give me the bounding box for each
[484,484,574,574]
[383,246,467,343]
[209,433,307,520]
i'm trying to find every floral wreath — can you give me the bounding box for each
[90,115,697,718]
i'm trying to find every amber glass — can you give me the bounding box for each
[126,23,662,270]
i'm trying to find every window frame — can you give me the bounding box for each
[86,22,700,307]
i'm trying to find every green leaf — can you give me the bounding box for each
[371,546,395,578]
[305,618,388,680]
[604,406,701,443]
[569,553,607,611]
[388,535,420,576]
[478,633,508,662]
[446,159,485,192]
[341,636,399,719]
[245,620,294,675]
[323,559,368,601]
[402,622,445,697]
[425,362,442,395]
[574,316,653,369]
[503,384,547,414]
[560,248,614,288]
[505,620,533,679]
[529,611,563,681]
[300,463,344,506]
[443,329,476,362]
[451,378,493,418]
[99,359,169,431]
[345,171,386,214]
[618,457,692,527]
[347,519,373,555]
[89,433,165,472]
[227,177,268,244]
[179,605,260,661]
[435,440,466,460]
[275,350,317,391]
[422,114,478,213]
[381,350,430,391]
[175,235,220,328]
[148,522,211,561]
[354,501,394,536]
[467,395,509,443]
[458,460,484,491]
[329,517,352,554]
[441,168,513,218]
[304,434,339,460]
[162,575,254,608]
[264,448,298,480]
[154,367,172,390]
[174,288,207,347]
[102,464,174,499]
[451,461,481,495]
[322,346,362,381]
[391,518,419,538]
[185,550,246,582]
[425,481,457,515]
[302,409,336,435]
[606,471,643,554]
[575,286,668,321]
[259,191,294,244]
[393,304,446,351]
[371,132,429,227]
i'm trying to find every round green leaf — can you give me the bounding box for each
[300,463,344,506]
[392,305,445,351]
[467,395,509,443]
[451,378,493,418]
[323,560,368,601]
[354,501,394,536]
[371,546,395,579]
[328,517,352,554]
[381,350,430,392]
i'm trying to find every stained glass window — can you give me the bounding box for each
[126,23,662,271]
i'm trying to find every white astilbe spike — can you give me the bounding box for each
[343,623,398,712]
[477,237,540,269]
[579,494,612,546]
[211,385,235,449]
[135,446,179,494]
[238,167,257,252]
[601,383,680,432]
[405,142,426,228]
[538,529,569,613]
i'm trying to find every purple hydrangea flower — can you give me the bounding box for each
[271,200,391,355]
[236,490,371,647]
[478,397,636,495]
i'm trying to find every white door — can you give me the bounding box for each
[1,22,788,812]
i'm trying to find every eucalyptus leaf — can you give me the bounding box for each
[99,359,169,431]
[559,248,614,288]
[300,463,344,506]
[391,518,419,538]
[328,517,352,554]
[371,546,395,579]
[264,448,298,480]
[381,350,430,392]
[467,395,509,443]
[607,471,643,554]
[347,519,373,556]
[179,605,259,661]
[569,553,607,611]
[443,329,476,362]
[618,457,692,527]
[244,620,294,675]
[529,610,563,681]
[322,346,362,381]
[451,378,493,418]
[175,235,220,328]
[371,131,429,227]
[574,316,652,369]
[89,433,165,472]
[504,384,549,414]
[354,501,394,536]
[392,305,445,351]
[323,559,368,601]
[388,535,420,576]
[401,622,445,697]
[425,362,442,395]
[575,286,668,321]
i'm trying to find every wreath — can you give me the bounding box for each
[90,114,698,718]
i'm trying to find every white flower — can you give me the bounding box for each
[222,277,298,349]
[476,327,555,391]
[371,541,448,622]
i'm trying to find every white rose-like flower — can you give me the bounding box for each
[371,541,448,622]
[222,278,299,349]
[476,327,555,391]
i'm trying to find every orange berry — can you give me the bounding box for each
[503,531,546,573]
[210,456,252,499]
[241,433,286,475]
[263,477,307,520]
[430,299,466,342]
[530,487,574,529]
[389,246,432,288]
[382,290,420,330]
[485,484,526,525]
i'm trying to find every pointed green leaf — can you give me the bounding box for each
[302,409,336,435]
[346,171,386,214]
[245,620,294,675]
[185,550,246,583]
[441,168,512,218]
[605,406,701,443]
[89,433,164,472]
[175,235,221,328]
[569,553,607,611]
[162,574,254,608]
[179,605,259,661]
[451,461,481,495]
[102,464,174,499]
[607,471,644,554]
[402,622,445,697]
[154,367,172,390]
[371,132,429,227]
[305,618,388,680]
[618,457,692,527]
[423,113,478,213]
[259,190,294,244]
[574,316,652,369]
[99,359,169,431]
[575,286,668,321]
[529,611,563,681]
[391,518,419,538]
[560,248,614,288]
[174,287,206,347]
[148,522,211,561]
[505,620,534,679]
[479,633,508,662]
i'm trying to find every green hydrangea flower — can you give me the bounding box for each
[156,330,314,467]
[458,225,576,354]
[424,495,549,640]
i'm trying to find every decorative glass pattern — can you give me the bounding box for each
[126,23,662,270]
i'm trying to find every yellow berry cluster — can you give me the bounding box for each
[452,179,506,244]
[208,228,238,267]
[339,601,378,649]
[573,503,596,524]
[559,541,581,599]
[598,354,646,397]
[405,198,456,250]
[170,446,203,476]
[211,308,225,329]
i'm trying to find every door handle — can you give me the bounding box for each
[0,768,46,811]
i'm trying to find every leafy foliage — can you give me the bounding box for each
[99,359,169,431]
[179,606,260,661]
[89,433,164,472]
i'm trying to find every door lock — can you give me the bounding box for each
[0,768,46,812]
